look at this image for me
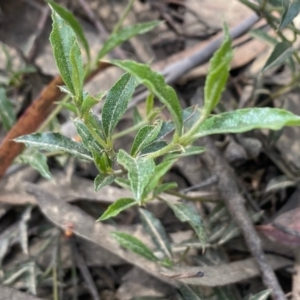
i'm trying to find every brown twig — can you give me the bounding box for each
[203,137,286,300]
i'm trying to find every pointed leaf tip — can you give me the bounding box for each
[111,60,183,135]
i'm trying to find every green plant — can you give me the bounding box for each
[13,3,300,268]
[243,0,300,77]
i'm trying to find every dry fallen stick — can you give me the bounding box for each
[203,137,286,300]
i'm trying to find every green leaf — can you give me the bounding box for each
[247,290,271,300]
[92,151,111,174]
[19,150,52,179]
[140,141,167,155]
[156,121,175,140]
[48,1,90,60]
[139,208,172,259]
[287,56,296,73]
[203,23,233,116]
[50,9,81,95]
[146,93,154,116]
[161,257,173,268]
[167,201,206,248]
[81,92,104,117]
[111,60,183,136]
[14,132,93,161]
[58,85,73,97]
[143,159,175,198]
[0,87,16,130]
[87,112,106,141]
[117,150,155,202]
[70,40,84,102]
[279,0,300,29]
[114,177,131,189]
[111,231,158,262]
[182,146,206,156]
[133,107,143,125]
[98,198,136,220]
[153,182,177,197]
[97,21,160,60]
[263,42,293,72]
[130,121,162,156]
[102,73,136,139]
[94,174,114,192]
[195,108,300,138]
[157,106,199,140]
[74,119,103,153]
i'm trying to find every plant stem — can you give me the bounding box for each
[179,112,208,145]
[84,117,108,149]
[203,137,286,299]
[147,142,177,159]
[112,0,135,35]
[258,73,300,107]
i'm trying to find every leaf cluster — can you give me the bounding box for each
[10,1,300,277]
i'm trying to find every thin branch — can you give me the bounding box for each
[71,237,100,300]
[203,137,286,300]
[112,0,135,35]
